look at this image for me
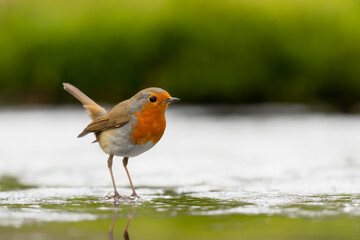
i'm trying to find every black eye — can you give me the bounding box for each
[149,96,157,103]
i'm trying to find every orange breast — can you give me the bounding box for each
[131,104,167,145]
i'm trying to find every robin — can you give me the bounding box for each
[63,83,179,199]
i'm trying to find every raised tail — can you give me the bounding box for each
[63,83,106,120]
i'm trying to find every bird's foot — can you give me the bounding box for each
[105,191,125,200]
[130,192,140,199]
[105,191,140,200]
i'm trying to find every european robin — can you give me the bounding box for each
[63,83,179,199]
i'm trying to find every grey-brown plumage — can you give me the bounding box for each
[63,83,179,199]
[64,83,165,138]
[63,83,106,120]
[77,101,132,137]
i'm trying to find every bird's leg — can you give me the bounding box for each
[122,157,139,198]
[123,203,135,240]
[106,154,121,199]
[108,202,119,237]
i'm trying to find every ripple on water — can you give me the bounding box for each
[1,108,360,227]
[1,187,360,227]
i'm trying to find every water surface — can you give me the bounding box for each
[1,106,360,239]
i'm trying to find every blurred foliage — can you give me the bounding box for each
[0,175,36,191]
[1,0,360,111]
[2,215,360,240]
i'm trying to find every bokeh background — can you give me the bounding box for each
[1,0,360,111]
[2,1,360,238]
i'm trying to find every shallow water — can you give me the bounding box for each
[1,106,360,239]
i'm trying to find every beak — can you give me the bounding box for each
[164,97,180,103]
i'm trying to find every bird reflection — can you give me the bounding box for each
[109,202,136,240]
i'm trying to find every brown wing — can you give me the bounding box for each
[78,100,132,137]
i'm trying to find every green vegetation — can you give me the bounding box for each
[1,0,360,111]
[1,192,360,239]
[0,175,36,191]
[1,215,360,240]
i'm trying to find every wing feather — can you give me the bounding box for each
[78,100,132,137]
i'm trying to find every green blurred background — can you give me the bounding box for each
[1,0,360,111]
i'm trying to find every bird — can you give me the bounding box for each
[63,83,179,199]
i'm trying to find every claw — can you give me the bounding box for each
[131,192,140,199]
[105,191,140,200]
[105,191,123,200]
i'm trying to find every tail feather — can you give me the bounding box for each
[63,83,106,120]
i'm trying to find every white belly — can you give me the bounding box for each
[97,122,155,157]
